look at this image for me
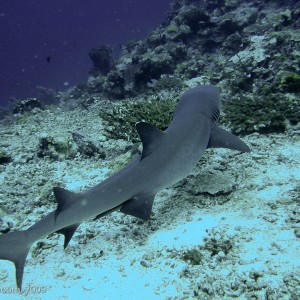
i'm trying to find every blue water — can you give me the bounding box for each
[0,0,171,107]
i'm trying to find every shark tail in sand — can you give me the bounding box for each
[0,230,32,290]
[0,187,81,291]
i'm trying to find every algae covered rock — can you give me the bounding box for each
[0,151,11,164]
[13,98,42,115]
[71,132,106,158]
[176,170,237,197]
[222,92,300,134]
[182,248,203,265]
[37,134,77,160]
[176,5,210,33]
[99,96,177,142]
[134,49,174,85]
[89,45,114,76]
[276,71,300,93]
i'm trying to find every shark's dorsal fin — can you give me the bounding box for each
[53,187,80,247]
[53,187,78,218]
[136,122,164,160]
[208,126,250,152]
[120,192,156,220]
[56,224,80,249]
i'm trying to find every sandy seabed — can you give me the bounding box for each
[0,105,299,299]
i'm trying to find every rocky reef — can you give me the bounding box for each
[5,0,299,136]
[57,0,299,136]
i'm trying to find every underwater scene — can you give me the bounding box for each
[0,0,300,299]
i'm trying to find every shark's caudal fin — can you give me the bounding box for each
[0,187,81,291]
[0,230,32,291]
[208,126,250,152]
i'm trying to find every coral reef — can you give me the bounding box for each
[59,0,299,136]
[99,95,177,142]
[223,92,300,134]
[89,45,114,76]
[3,1,298,139]
[12,98,42,115]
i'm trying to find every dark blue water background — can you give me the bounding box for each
[0,0,171,107]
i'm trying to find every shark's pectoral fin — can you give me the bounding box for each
[53,187,78,218]
[120,192,156,220]
[56,224,80,249]
[208,126,250,152]
[136,122,164,160]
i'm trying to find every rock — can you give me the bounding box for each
[0,151,11,164]
[89,45,114,76]
[37,135,77,160]
[71,132,106,158]
[13,98,42,114]
[177,170,237,197]
[294,228,300,238]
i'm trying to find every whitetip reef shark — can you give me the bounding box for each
[0,85,250,290]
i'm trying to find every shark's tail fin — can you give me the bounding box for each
[0,230,32,291]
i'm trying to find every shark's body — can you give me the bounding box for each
[0,85,250,290]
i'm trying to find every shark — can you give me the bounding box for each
[0,85,250,290]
